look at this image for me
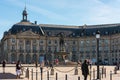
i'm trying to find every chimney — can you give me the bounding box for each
[35,21,37,24]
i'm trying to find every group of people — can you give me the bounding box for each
[1,59,90,80]
[1,60,22,79]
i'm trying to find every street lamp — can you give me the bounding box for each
[96,30,100,80]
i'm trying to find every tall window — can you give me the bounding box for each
[19,44,24,52]
[55,40,57,44]
[39,45,43,52]
[80,40,84,52]
[26,40,31,53]
[11,45,15,51]
[80,40,84,47]
[54,46,57,52]
[72,46,76,52]
[40,40,44,44]
[48,46,51,51]
[73,40,76,45]
[48,40,51,44]
[86,40,90,47]
[11,38,15,43]
[33,45,37,53]
[19,40,24,52]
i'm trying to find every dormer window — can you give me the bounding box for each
[81,33,84,36]
[93,32,95,36]
[73,33,75,36]
[23,28,25,31]
[105,31,108,35]
[114,30,116,33]
[47,32,52,36]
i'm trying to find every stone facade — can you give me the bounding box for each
[0,9,120,65]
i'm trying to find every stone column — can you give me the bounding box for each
[31,40,32,53]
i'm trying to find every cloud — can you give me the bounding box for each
[0,19,14,39]
[6,0,69,22]
[27,5,68,21]
[87,0,120,24]
[4,0,120,25]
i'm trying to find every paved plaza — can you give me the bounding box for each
[0,64,120,80]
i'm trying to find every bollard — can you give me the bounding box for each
[40,67,43,80]
[102,67,103,78]
[21,67,24,75]
[31,69,33,80]
[90,70,91,80]
[26,68,29,79]
[78,76,80,80]
[104,68,106,78]
[65,74,67,80]
[56,73,58,80]
[51,68,54,75]
[114,67,117,74]
[47,71,49,80]
[100,71,101,80]
[25,68,27,78]
[74,67,78,75]
[93,68,95,80]
[36,69,38,80]
[110,71,112,80]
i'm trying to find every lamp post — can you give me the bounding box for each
[96,30,100,80]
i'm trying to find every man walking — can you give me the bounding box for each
[2,60,6,73]
[81,59,89,80]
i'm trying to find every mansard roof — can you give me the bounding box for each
[40,23,120,37]
[4,22,120,38]
[7,21,44,35]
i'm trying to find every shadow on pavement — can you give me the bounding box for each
[0,73,16,79]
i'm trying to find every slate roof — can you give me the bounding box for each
[4,21,120,37]
[40,24,120,37]
[7,21,44,35]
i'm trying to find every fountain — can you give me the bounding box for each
[54,33,71,65]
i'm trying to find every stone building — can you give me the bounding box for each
[0,8,120,64]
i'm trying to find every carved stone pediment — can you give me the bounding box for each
[17,30,39,37]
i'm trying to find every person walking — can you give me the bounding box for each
[2,60,6,73]
[81,59,89,80]
[16,60,21,79]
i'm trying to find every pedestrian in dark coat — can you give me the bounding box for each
[2,60,6,73]
[81,60,89,80]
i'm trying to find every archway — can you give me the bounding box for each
[19,54,24,63]
[26,54,31,64]
[11,53,16,63]
[72,54,76,62]
[32,54,37,63]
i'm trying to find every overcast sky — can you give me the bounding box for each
[0,0,120,39]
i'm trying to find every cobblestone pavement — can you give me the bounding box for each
[0,64,120,80]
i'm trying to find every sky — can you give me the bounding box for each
[0,0,120,39]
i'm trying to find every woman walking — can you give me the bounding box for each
[16,60,21,79]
